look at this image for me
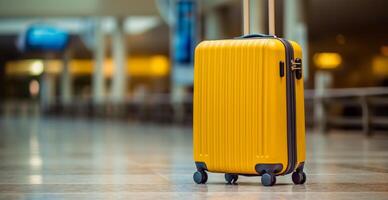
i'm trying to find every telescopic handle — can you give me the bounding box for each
[243,0,250,35]
[243,0,276,35]
[268,0,275,35]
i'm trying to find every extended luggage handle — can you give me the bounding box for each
[241,0,303,80]
[243,0,276,35]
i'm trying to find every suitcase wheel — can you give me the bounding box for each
[193,171,208,184]
[292,171,306,185]
[261,173,276,186]
[224,173,238,184]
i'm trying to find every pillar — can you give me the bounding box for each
[205,9,222,40]
[284,0,309,80]
[39,53,56,112]
[92,18,106,105]
[40,67,55,111]
[314,71,332,134]
[60,50,72,106]
[110,18,127,104]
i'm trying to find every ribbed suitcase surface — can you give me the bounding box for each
[193,38,305,175]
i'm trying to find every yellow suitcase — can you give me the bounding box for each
[192,34,306,186]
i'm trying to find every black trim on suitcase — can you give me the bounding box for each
[277,38,298,175]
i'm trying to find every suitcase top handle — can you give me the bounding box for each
[236,33,277,39]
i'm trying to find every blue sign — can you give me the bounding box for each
[22,25,69,52]
[174,0,196,65]
[172,0,197,86]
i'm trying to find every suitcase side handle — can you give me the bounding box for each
[236,33,277,39]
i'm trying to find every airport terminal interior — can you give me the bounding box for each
[0,0,388,199]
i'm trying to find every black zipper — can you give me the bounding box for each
[277,38,297,175]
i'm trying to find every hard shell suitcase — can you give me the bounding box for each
[192,0,306,186]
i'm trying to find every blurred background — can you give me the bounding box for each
[0,0,388,198]
[0,0,387,135]
[0,0,387,134]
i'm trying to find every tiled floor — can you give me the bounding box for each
[1,116,388,199]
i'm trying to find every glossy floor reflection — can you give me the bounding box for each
[1,116,388,200]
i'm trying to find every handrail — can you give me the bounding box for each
[306,87,388,137]
[305,87,388,99]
